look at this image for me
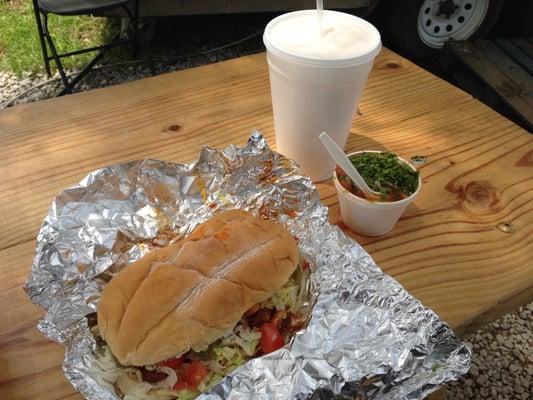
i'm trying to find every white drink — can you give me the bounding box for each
[263,10,381,182]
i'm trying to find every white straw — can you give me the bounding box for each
[317,0,324,33]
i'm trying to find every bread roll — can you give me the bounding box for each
[97,210,299,366]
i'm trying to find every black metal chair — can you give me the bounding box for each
[32,0,144,95]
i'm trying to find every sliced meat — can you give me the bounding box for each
[141,369,168,383]
[247,308,274,328]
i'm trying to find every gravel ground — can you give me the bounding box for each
[0,37,265,108]
[0,48,258,107]
[1,13,532,400]
[447,302,532,400]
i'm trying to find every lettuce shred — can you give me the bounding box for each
[210,345,246,372]
[199,345,246,392]
[264,260,308,312]
[264,279,299,311]
[90,345,122,390]
[220,325,261,356]
[174,390,199,400]
[197,372,223,393]
[122,382,156,400]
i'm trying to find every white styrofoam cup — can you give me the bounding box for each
[263,10,381,182]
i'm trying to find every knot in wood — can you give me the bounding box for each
[386,61,401,69]
[166,124,183,133]
[459,180,500,215]
[377,59,403,70]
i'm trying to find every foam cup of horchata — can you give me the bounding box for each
[333,150,422,236]
[263,6,381,182]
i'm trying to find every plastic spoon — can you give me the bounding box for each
[319,132,381,199]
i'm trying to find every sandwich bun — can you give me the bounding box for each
[97,210,299,366]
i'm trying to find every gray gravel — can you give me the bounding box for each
[1,70,62,107]
[0,45,260,108]
[447,302,532,400]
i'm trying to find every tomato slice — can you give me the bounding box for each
[172,380,192,391]
[182,360,208,387]
[158,355,184,370]
[260,323,285,354]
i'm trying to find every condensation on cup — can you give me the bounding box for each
[263,9,381,182]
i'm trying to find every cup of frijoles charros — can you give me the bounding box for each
[333,150,422,236]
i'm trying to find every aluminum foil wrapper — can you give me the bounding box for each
[26,132,470,400]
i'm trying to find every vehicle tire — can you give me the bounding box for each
[385,0,504,60]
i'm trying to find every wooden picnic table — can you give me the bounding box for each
[0,48,532,400]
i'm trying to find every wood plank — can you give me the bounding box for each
[0,48,532,400]
[446,40,533,130]
[494,38,533,76]
[0,49,472,251]
[477,40,533,129]
[510,38,533,60]
[0,241,80,400]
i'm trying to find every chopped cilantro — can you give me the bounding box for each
[348,152,419,201]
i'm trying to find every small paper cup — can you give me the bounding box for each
[333,151,422,236]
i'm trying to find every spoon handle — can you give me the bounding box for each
[319,132,374,195]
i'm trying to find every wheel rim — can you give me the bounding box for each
[417,0,489,49]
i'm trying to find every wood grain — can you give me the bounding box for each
[0,48,532,399]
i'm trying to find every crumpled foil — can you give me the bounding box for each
[25,132,470,400]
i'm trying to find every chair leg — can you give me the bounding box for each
[32,0,51,77]
[132,0,140,58]
[124,2,155,75]
[41,13,73,93]
[57,49,106,96]
[32,0,151,96]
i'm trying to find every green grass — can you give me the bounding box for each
[0,0,120,75]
